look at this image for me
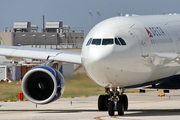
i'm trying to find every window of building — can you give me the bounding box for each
[102,38,113,45]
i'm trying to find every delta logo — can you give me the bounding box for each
[145,27,166,37]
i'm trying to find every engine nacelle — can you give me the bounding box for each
[22,66,65,104]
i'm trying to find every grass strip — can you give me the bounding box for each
[0,73,145,100]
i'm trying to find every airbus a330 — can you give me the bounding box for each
[1,14,180,116]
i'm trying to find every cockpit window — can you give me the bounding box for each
[87,38,126,46]
[86,38,92,46]
[91,39,101,45]
[102,39,113,45]
[118,38,126,45]
[115,38,121,45]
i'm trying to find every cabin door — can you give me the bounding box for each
[132,28,149,57]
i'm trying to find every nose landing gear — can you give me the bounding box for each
[98,88,128,116]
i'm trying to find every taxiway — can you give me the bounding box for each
[1,90,180,120]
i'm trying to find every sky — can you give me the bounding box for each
[1,0,180,36]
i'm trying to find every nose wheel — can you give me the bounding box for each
[108,101,115,116]
[98,88,128,116]
[117,101,124,115]
[98,95,109,111]
[119,94,128,111]
[108,101,125,116]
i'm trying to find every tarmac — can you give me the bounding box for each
[1,90,180,120]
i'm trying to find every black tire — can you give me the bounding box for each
[117,102,124,116]
[119,94,128,111]
[98,95,108,111]
[104,95,109,110]
[108,101,115,116]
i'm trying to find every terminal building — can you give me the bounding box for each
[0,21,84,79]
[0,21,84,49]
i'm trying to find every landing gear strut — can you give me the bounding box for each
[98,88,128,116]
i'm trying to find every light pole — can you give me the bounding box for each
[89,11,93,29]
[96,10,101,22]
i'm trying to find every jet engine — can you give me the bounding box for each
[22,66,65,104]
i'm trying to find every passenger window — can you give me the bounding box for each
[102,39,113,45]
[115,38,121,45]
[91,39,101,45]
[118,38,126,45]
[86,38,92,46]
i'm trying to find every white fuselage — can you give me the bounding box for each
[81,14,180,88]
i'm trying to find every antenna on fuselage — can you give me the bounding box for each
[117,12,122,16]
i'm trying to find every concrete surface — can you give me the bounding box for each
[1,90,180,120]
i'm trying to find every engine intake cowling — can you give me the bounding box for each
[22,66,65,104]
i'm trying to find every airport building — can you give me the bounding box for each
[0,21,84,49]
[0,21,84,79]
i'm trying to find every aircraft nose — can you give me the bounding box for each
[81,46,114,87]
[82,46,113,67]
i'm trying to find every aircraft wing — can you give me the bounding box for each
[0,45,81,64]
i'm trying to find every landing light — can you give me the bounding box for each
[176,58,179,61]
[110,88,113,92]
[117,88,120,92]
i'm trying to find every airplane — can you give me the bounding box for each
[1,14,180,116]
